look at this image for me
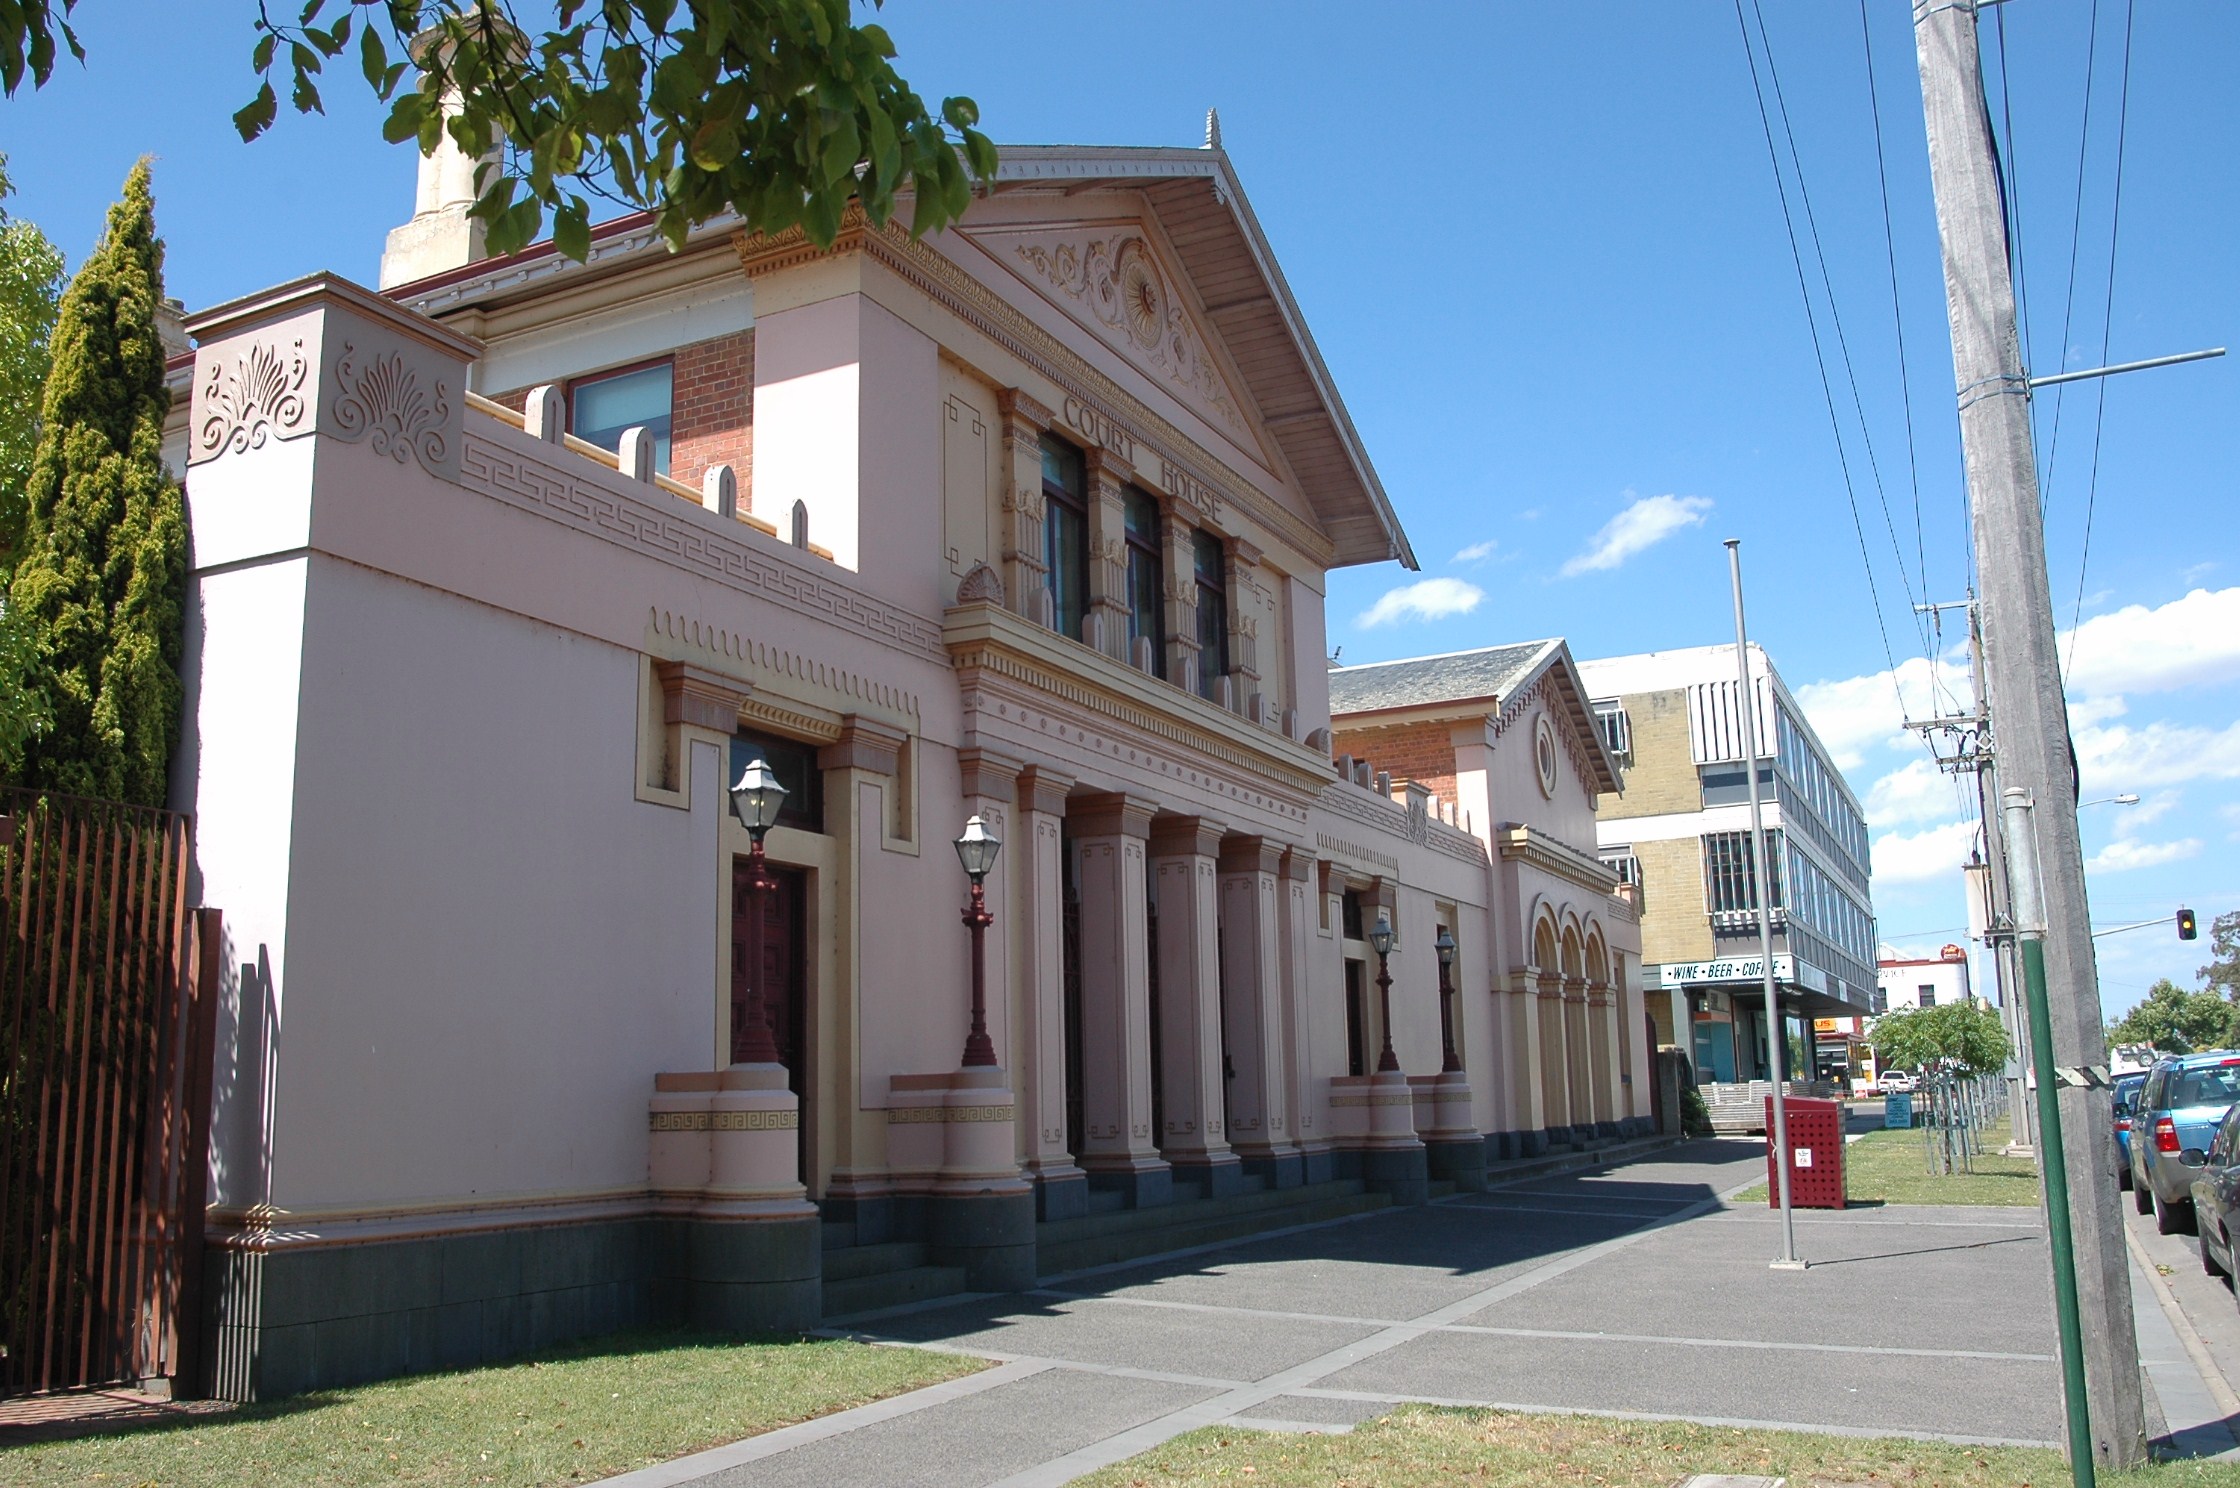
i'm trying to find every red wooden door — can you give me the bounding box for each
[731,859,808,1088]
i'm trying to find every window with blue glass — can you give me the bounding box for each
[1124,488,1165,676]
[728,728,824,833]
[570,361,674,474]
[1039,435,1088,641]
[1193,529,1229,701]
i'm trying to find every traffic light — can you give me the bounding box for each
[2179,907,2199,941]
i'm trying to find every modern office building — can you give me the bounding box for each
[1575,644,1878,1084]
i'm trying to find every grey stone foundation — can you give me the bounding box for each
[928,1190,1037,1291]
[1424,1136,1488,1192]
[1359,1145,1429,1206]
[203,1212,820,1403]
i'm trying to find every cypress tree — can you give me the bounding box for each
[7,161,185,806]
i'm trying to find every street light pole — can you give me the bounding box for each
[1370,913,1399,1074]
[955,815,1002,1069]
[1725,539,1800,1271]
[1435,925,1461,1073]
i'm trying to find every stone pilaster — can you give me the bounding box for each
[1278,847,1328,1182]
[1015,764,1085,1219]
[1146,816,1240,1196]
[1160,509,1199,689]
[1069,792,1169,1207]
[997,389,1052,622]
[1084,447,1133,664]
[1217,835,1301,1188]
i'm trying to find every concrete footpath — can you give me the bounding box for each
[593,1137,2227,1487]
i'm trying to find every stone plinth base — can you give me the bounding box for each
[1359,1144,1430,1206]
[928,1188,1037,1291]
[1237,1148,1305,1190]
[1083,1158,1173,1209]
[1425,1136,1488,1192]
[1168,1153,1246,1198]
[1029,1164,1089,1221]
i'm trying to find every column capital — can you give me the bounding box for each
[1017,764,1077,818]
[1278,846,1317,884]
[655,660,750,733]
[998,387,1054,433]
[1147,814,1227,860]
[957,746,1024,802]
[1084,443,1136,488]
[817,714,907,775]
[1218,835,1286,877]
[1070,791,1157,840]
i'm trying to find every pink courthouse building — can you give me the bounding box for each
[166,129,1654,1399]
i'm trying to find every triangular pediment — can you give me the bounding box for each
[960,220,1256,443]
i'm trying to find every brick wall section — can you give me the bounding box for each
[481,328,755,504]
[1330,720,1458,804]
[669,328,754,501]
[1633,835,1713,966]
[1600,687,1697,818]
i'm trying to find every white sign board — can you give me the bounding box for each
[1660,955,1796,988]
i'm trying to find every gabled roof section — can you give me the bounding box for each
[1330,639,1623,795]
[987,146,1413,572]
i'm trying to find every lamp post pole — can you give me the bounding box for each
[955,814,1003,1069]
[1436,926,1461,1073]
[1371,914,1400,1074]
[728,757,789,1066]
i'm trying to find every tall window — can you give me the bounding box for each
[1592,701,1632,764]
[1702,829,1784,915]
[570,361,674,474]
[1039,435,1088,641]
[1123,489,1165,676]
[1193,528,1229,701]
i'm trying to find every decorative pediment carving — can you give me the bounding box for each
[969,225,1250,438]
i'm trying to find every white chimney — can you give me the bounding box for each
[378,27,504,289]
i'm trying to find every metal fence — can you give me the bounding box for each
[1917,1069,2008,1175]
[0,789,219,1397]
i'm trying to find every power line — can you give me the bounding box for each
[2066,0,2136,675]
[1858,0,1932,617]
[1729,0,1910,719]
[2039,0,2104,515]
[1745,0,1931,660]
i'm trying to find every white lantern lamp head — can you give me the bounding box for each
[954,814,1002,883]
[729,757,787,841]
[1368,913,1395,958]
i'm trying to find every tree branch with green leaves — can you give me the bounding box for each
[2,1,998,263]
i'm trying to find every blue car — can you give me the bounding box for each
[2131,1052,2240,1234]
[2113,1072,2147,1190]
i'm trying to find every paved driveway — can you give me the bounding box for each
[606,1138,2066,1488]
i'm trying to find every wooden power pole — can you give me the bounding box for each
[1912,1,2146,1468]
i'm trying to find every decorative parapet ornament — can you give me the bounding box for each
[184,272,479,481]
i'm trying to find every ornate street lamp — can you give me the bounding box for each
[1368,912,1399,1073]
[954,814,1003,1067]
[1435,924,1461,1073]
[729,758,787,1065]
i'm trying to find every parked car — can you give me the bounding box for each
[1880,1070,1917,1093]
[2131,1052,2240,1234]
[2192,1101,2240,1282]
[2113,1071,2148,1191]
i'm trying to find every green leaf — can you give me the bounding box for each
[252,31,278,74]
[291,71,324,116]
[359,23,388,91]
[553,199,591,263]
[233,81,279,141]
[290,41,322,76]
[381,92,426,145]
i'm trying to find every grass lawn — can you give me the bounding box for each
[0,1331,980,1488]
[1731,1125,2042,1207]
[1079,1404,2240,1487]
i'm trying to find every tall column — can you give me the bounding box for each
[1223,538,1264,713]
[1537,970,1570,1148]
[1218,836,1302,1188]
[1500,967,1546,1159]
[1565,976,1593,1144]
[1147,816,1240,1196]
[1160,509,1199,688]
[1587,982,1617,1135]
[1278,848,1327,1182]
[1070,792,1170,1207]
[1015,764,1085,1220]
[996,390,1053,621]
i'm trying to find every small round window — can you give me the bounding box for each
[1534,714,1559,799]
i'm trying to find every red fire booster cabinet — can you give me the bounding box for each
[1763,1096,1845,1209]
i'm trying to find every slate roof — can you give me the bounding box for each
[1326,641,1559,716]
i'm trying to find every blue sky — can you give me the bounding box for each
[6,2,2234,1017]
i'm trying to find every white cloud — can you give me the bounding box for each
[1355,577,1485,628]
[1559,494,1711,577]
[1792,653,1971,771]
[2073,716,2240,791]
[2086,837,2203,873]
[2062,587,2240,699]
[1453,540,1499,565]
[1865,757,1970,828]
[1871,819,1978,884]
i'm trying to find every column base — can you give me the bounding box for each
[1082,1156,1173,1209]
[1298,1143,1337,1185]
[682,1212,822,1334]
[1359,1144,1430,1206]
[1029,1162,1090,1221]
[1235,1148,1304,1190]
[1594,1120,1623,1140]
[1424,1136,1488,1193]
[1166,1153,1245,1198]
[927,1188,1037,1292]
